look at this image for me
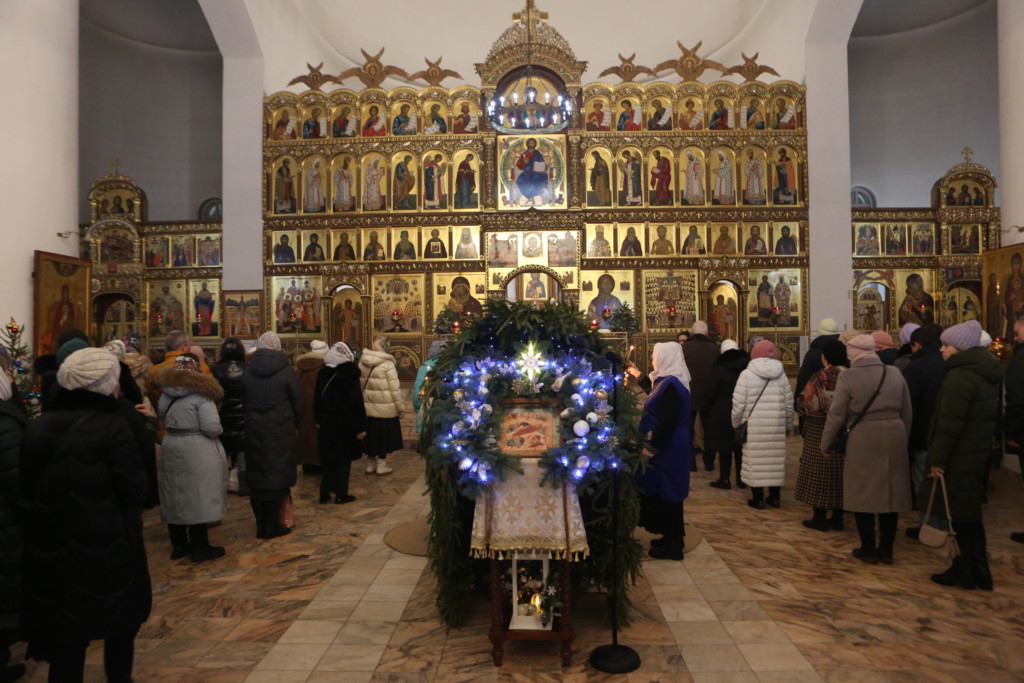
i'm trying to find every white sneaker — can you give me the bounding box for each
[375,457,393,476]
[365,458,377,474]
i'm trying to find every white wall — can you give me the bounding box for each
[848,1,999,207]
[79,19,223,222]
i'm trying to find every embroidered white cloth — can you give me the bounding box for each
[470,460,590,560]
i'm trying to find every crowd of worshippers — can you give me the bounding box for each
[0,314,1021,679]
[627,316,1012,589]
[0,327,408,681]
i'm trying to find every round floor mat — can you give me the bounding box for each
[384,518,430,556]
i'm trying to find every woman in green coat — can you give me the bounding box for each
[924,321,1001,590]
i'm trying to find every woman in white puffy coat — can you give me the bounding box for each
[359,336,405,475]
[732,340,794,509]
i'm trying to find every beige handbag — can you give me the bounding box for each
[919,474,960,560]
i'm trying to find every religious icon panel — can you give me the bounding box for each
[360,228,389,262]
[331,103,358,138]
[585,224,614,258]
[452,226,482,260]
[707,96,735,131]
[617,223,645,257]
[421,150,450,210]
[739,97,767,131]
[910,223,936,256]
[895,269,936,327]
[222,290,262,340]
[647,147,675,207]
[583,97,612,131]
[360,153,388,212]
[770,145,799,206]
[948,223,983,255]
[271,275,323,335]
[547,231,579,268]
[270,107,298,140]
[99,225,136,264]
[615,97,643,131]
[855,278,890,333]
[196,234,222,266]
[941,279,982,328]
[452,100,481,134]
[853,223,881,257]
[643,269,699,333]
[390,228,420,260]
[330,228,359,262]
[648,224,677,257]
[882,223,909,256]
[707,281,741,342]
[580,270,635,329]
[771,95,798,130]
[34,251,91,355]
[147,280,187,338]
[299,230,328,263]
[189,279,220,338]
[330,285,364,351]
[372,274,424,334]
[677,97,704,130]
[740,223,769,257]
[585,147,614,208]
[391,152,419,212]
[270,230,298,264]
[433,272,486,323]
[615,146,644,208]
[423,226,451,260]
[678,147,706,206]
[360,103,387,137]
[747,269,802,331]
[709,223,739,256]
[330,154,357,212]
[143,236,169,268]
[423,101,449,135]
[982,245,1024,340]
[271,157,299,215]
[169,235,195,267]
[739,146,768,206]
[679,224,708,256]
[770,222,799,256]
[301,156,328,214]
[497,135,567,210]
[451,149,480,210]
[647,97,674,131]
[300,107,328,139]
[709,147,737,206]
[391,100,419,136]
[522,231,545,259]
[487,232,519,268]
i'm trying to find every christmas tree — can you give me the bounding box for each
[1,318,40,419]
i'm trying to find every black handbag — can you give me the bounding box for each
[734,379,770,446]
[828,368,885,454]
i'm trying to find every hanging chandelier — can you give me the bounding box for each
[485,2,572,134]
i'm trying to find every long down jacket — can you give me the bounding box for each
[20,390,151,660]
[731,357,794,487]
[156,366,228,525]
[821,354,912,513]
[242,349,304,491]
[295,351,326,465]
[704,349,750,454]
[359,349,403,418]
[211,359,246,461]
[0,401,26,624]
[921,347,1002,522]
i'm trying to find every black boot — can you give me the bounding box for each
[765,486,781,508]
[931,557,976,589]
[877,512,898,565]
[852,512,879,564]
[829,509,845,531]
[251,499,265,539]
[735,452,746,488]
[973,524,993,591]
[262,501,292,539]
[748,487,766,510]
[649,535,683,560]
[188,524,226,563]
[168,524,190,560]
[803,507,829,532]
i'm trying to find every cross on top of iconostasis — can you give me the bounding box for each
[109,158,122,175]
[961,146,974,164]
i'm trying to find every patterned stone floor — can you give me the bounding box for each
[15,402,1024,682]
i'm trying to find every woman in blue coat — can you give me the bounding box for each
[638,342,693,560]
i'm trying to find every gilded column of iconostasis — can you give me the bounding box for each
[851,148,1005,350]
[259,2,809,376]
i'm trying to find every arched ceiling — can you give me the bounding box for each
[245,0,816,93]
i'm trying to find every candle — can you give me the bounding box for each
[531,593,544,613]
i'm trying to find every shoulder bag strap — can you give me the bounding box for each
[846,367,886,433]
[937,473,955,533]
[362,366,376,391]
[742,379,771,422]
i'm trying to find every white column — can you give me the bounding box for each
[0,0,80,333]
[805,0,864,332]
[999,0,1024,242]
[199,0,264,290]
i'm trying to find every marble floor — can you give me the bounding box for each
[15,407,1024,682]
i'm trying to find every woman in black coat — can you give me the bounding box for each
[705,340,750,489]
[314,342,367,504]
[242,332,304,539]
[213,337,248,495]
[20,348,151,682]
[0,369,26,680]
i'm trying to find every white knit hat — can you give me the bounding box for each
[257,331,282,351]
[720,339,739,352]
[310,340,329,352]
[103,339,127,362]
[57,348,120,396]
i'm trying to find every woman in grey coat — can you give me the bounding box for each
[821,334,912,565]
[155,354,228,563]
[242,331,304,539]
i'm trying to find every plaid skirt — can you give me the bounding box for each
[794,415,844,509]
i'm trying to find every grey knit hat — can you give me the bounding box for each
[940,320,982,351]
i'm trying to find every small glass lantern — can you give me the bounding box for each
[509,552,552,631]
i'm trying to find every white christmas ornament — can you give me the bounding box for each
[586,412,598,424]
[573,420,590,437]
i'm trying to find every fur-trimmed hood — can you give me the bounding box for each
[154,366,224,402]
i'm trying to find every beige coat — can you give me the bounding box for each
[359,349,403,418]
[821,354,913,513]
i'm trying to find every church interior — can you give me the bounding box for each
[4,0,1024,679]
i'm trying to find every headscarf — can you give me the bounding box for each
[173,355,201,373]
[103,339,126,362]
[123,333,142,354]
[845,334,876,364]
[690,320,709,336]
[751,340,778,360]
[310,340,329,353]
[324,342,354,368]
[649,342,691,391]
[747,335,765,352]
[720,339,739,353]
[257,331,282,351]
[0,371,11,402]
[372,336,391,353]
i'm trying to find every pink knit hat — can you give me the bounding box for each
[750,340,777,359]
[871,330,894,351]
[846,334,877,364]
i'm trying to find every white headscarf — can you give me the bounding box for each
[649,341,691,392]
[0,371,11,402]
[324,342,354,368]
[720,339,739,352]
